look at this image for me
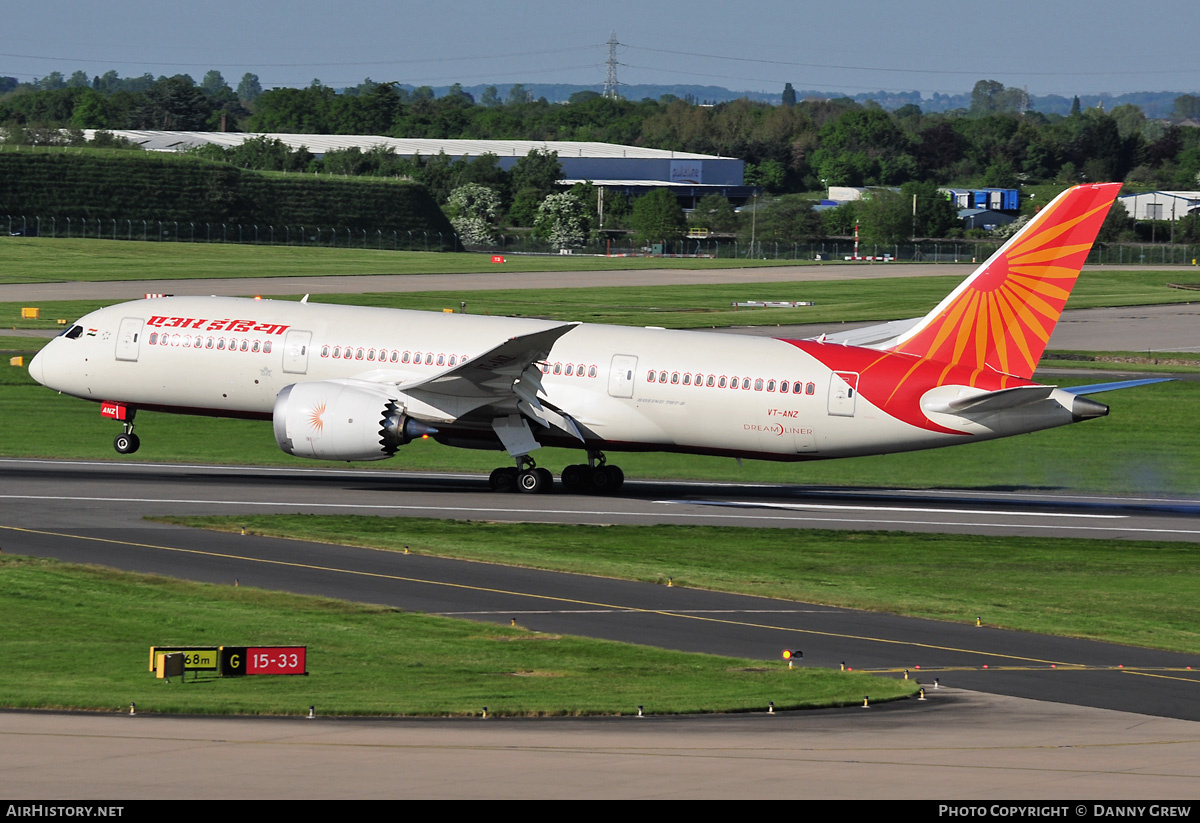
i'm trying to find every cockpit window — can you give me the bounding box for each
[62,325,83,339]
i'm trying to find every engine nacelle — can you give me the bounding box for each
[273,382,424,461]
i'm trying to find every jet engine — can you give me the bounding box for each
[273,382,432,461]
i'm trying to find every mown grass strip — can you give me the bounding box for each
[153,517,1200,655]
[3,268,1196,331]
[0,238,807,285]
[0,554,911,716]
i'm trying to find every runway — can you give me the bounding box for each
[3,459,1198,720]
[5,458,1200,541]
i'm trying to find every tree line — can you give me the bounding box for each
[4,71,1200,247]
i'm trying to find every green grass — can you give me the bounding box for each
[5,268,1199,332]
[154,516,1200,655]
[0,237,809,285]
[0,554,911,715]
[1041,350,1200,374]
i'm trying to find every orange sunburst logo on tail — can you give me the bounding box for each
[308,402,327,433]
[890,183,1122,379]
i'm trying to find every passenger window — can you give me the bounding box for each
[217,338,225,350]
[367,349,375,361]
[588,366,596,377]
[240,340,249,352]
[806,382,815,395]
[425,353,434,365]
[565,364,573,376]
[793,381,802,394]
[356,348,364,360]
[754,378,763,391]
[264,341,272,353]
[682,374,691,385]
[402,352,410,364]
[437,354,445,366]
[670,372,679,384]
[780,381,788,393]
[706,375,715,387]
[448,355,456,365]
[149,333,158,344]
[391,351,399,363]
[252,340,260,352]
[718,376,727,388]
[647,369,655,382]
[767,380,775,391]
[743,378,751,389]
[554,363,562,375]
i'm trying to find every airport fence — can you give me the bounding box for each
[471,236,1200,265]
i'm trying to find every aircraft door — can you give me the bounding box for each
[115,317,144,362]
[828,371,858,417]
[608,354,638,398]
[282,330,312,374]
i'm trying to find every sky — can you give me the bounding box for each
[4,1,1198,99]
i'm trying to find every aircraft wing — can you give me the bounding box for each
[353,322,585,439]
[399,323,578,399]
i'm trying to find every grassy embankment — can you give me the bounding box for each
[0,554,913,715]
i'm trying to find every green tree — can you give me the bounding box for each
[629,189,686,246]
[201,70,229,96]
[533,192,588,248]
[480,86,501,107]
[237,73,263,103]
[900,181,957,238]
[689,193,738,233]
[446,183,501,246]
[741,195,820,245]
[1172,95,1200,121]
[857,189,910,244]
[507,84,533,105]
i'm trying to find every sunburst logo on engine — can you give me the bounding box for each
[308,402,326,433]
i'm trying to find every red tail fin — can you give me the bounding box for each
[888,183,1121,379]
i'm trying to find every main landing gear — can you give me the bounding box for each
[488,452,624,495]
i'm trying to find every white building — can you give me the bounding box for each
[1117,191,1200,221]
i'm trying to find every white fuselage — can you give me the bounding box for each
[30,295,1086,463]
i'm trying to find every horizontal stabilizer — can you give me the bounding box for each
[806,317,921,348]
[1061,377,1175,395]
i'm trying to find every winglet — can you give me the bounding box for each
[887,183,1122,378]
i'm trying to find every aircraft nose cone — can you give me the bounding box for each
[28,348,46,386]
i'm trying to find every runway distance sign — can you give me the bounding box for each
[220,646,307,676]
[148,646,219,671]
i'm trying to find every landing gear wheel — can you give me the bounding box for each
[517,468,548,494]
[604,465,624,491]
[113,432,140,454]
[589,464,624,494]
[560,463,590,492]
[535,467,553,492]
[489,467,517,492]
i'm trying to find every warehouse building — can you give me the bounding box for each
[82,131,755,206]
[1117,190,1200,221]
